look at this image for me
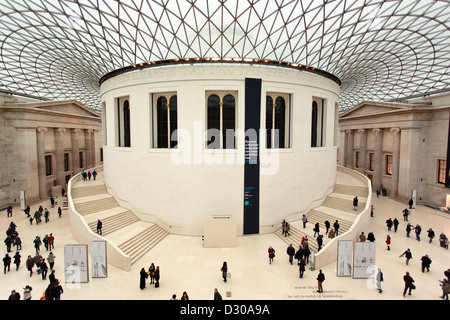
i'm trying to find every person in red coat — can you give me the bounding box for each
[268,246,275,264]
[386,235,391,250]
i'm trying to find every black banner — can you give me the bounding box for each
[243,78,261,235]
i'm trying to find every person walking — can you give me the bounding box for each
[33,236,42,254]
[26,255,34,277]
[302,215,308,228]
[316,269,325,293]
[284,222,290,237]
[393,218,399,233]
[148,263,156,284]
[386,235,391,250]
[268,246,275,264]
[23,285,32,300]
[3,253,11,273]
[399,249,412,265]
[415,224,422,241]
[48,234,54,250]
[406,223,413,237]
[353,196,358,211]
[140,267,148,290]
[324,220,330,234]
[40,258,48,280]
[299,257,306,279]
[154,266,160,288]
[420,254,432,273]
[13,251,21,271]
[97,219,102,235]
[439,279,450,300]
[214,288,223,300]
[427,228,435,243]
[403,271,415,297]
[287,244,295,265]
[220,261,228,283]
[47,252,56,271]
[92,169,97,180]
[376,268,383,293]
[403,208,410,221]
[51,280,64,300]
[313,223,320,238]
[317,234,323,251]
[386,218,393,231]
[333,220,340,236]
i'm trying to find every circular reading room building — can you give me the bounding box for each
[99,59,341,237]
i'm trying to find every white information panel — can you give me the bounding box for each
[91,241,107,278]
[337,240,353,277]
[352,242,376,279]
[64,244,89,283]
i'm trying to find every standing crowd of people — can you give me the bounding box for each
[3,198,64,300]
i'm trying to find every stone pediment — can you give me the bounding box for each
[340,101,410,119]
[35,101,100,118]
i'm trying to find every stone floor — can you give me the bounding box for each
[0,186,449,301]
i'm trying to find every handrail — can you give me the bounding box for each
[67,165,132,271]
[312,165,373,269]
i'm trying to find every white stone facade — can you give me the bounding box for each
[100,63,341,236]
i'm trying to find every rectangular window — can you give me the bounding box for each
[355,151,360,168]
[438,159,446,184]
[386,154,393,175]
[64,153,70,172]
[311,97,325,147]
[266,93,291,148]
[45,155,52,176]
[369,153,375,171]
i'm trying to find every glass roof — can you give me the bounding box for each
[1,0,449,112]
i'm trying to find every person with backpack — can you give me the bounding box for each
[316,269,325,293]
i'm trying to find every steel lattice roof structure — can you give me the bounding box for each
[1,0,449,112]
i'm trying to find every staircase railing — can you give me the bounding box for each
[67,166,132,271]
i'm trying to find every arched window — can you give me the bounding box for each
[152,93,178,149]
[116,96,131,147]
[123,100,131,147]
[266,93,290,148]
[207,92,236,149]
[311,98,325,147]
[156,96,168,148]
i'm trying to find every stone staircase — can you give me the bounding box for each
[275,181,368,253]
[71,179,168,266]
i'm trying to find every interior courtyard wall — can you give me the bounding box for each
[101,63,340,236]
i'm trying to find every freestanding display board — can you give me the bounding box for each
[64,244,89,283]
[91,241,107,278]
[337,240,353,277]
[352,242,376,279]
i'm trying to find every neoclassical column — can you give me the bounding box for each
[358,129,367,173]
[373,128,384,189]
[54,128,66,187]
[71,129,81,175]
[344,129,354,168]
[390,127,401,197]
[36,127,48,199]
[84,129,93,169]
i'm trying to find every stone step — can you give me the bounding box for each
[71,184,107,199]
[275,225,319,253]
[333,184,368,197]
[74,196,119,215]
[322,195,365,214]
[87,210,140,236]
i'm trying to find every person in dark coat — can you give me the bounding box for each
[299,258,306,278]
[287,244,295,265]
[324,220,330,234]
[268,246,275,264]
[221,261,228,282]
[139,267,148,290]
[403,271,415,297]
[3,253,11,273]
[154,266,160,287]
[393,218,399,232]
[317,270,325,293]
[97,220,102,235]
[13,251,21,271]
[333,220,340,236]
[399,248,412,265]
[421,255,432,273]
[51,280,64,300]
[386,218,393,231]
[317,234,323,251]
